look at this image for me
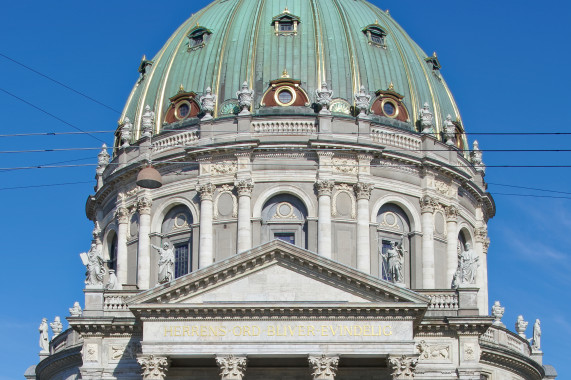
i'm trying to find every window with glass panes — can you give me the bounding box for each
[174,242,191,278]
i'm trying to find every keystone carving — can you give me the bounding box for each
[308,354,339,380]
[387,355,417,379]
[138,355,170,380]
[215,355,247,380]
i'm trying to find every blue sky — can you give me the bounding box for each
[1,1,570,378]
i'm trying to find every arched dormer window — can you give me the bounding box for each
[363,23,387,48]
[164,86,201,124]
[371,83,410,122]
[272,8,300,36]
[261,194,308,249]
[187,25,212,51]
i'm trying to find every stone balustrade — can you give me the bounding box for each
[252,120,317,134]
[49,328,83,355]
[370,128,421,150]
[416,290,459,316]
[103,290,139,314]
[480,325,532,357]
[152,129,199,152]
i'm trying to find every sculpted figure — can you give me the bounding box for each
[236,81,254,115]
[152,242,175,284]
[419,102,434,134]
[316,81,333,115]
[200,87,217,121]
[69,302,83,317]
[532,319,541,350]
[382,241,405,284]
[106,269,122,290]
[81,243,105,286]
[452,242,479,288]
[39,318,49,353]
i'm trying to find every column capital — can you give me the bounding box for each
[215,354,247,380]
[387,355,418,379]
[235,179,254,197]
[116,206,129,224]
[315,179,335,197]
[354,182,374,200]
[197,182,216,201]
[137,195,152,215]
[445,205,459,221]
[137,355,170,380]
[419,195,437,213]
[475,226,488,243]
[308,354,339,380]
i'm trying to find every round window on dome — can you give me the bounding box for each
[274,86,296,106]
[381,99,399,118]
[175,101,191,120]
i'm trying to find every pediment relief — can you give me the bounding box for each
[128,241,429,311]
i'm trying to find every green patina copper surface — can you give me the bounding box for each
[121,0,464,139]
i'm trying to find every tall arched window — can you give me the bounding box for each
[108,233,118,271]
[261,194,308,249]
[377,204,411,285]
[161,205,193,278]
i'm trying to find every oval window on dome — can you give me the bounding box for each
[274,86,296,106]
[381,99,399,118]
[175,101,192,120]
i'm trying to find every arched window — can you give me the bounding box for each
[261,194,308,249]
[108,233,118,271]
[161,205,193,278]
[377,204,411,284]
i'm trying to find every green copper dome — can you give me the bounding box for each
[120,0,463,138]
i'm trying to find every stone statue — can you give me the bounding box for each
[382,241,405,284]
[106,269,122,290]
[419,102,434,134]
[81,243,105,287]
[452,242,479,288]
[515,315,528,338]
[200,87,217,121]
[69,302,82,317]
[316,81,333,115]
[120,117,133,148]
[50,316,63,338]
[152,242,175,284]
[532,319,541,350]
[39,318,49,353]
[491,300,505,327]
[236,81,254,115]
[443,114,456,146]
[354,85,371,117]
[470,140,486,174]
[141,105,155,138]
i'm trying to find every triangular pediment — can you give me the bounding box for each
[129,241,429,310]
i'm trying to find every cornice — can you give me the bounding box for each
[35,345,82,380]
[480,346,544,380]
[68,317,140,337]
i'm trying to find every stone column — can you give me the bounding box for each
[315,180,334,259]
[115,198,129,285]
[215,355,247,380]
[475,226,490,314]
[387,355,418,379]
[354,182,373,273]
[445,205,459,287]
[420,195,436,289]
[235,180,254,253]
[137,355,170,380]
[136,193,152,290]
[197,183,215,268]
[308,354,339,380]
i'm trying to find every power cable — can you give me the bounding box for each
[0,131,114,137]
[0,52,122,114]
[0,181,92,191]
[0,87,107,144]
[488,182,571,196]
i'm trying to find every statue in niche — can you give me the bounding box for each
[381,240,405,284]
[152,241,175,284]
[452,242,479,288]
[39,318,49,353]
[419,102,434,134]
[532,319,541,350]
[80,243,105,286]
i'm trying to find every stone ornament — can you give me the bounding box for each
[419,102,434,134]
[417,340,450,360]
[443,114,456,146]
[152,242,175,284]
[215,354,247,380]
[315,179,335,197]
[92,222,102,244]
[444,205,459,221]
[120,117,133,148]
[110,342,142,361]
[419,195,437,213]
[387,355,417,379]
[354,85,371,117]
[197,182,216,201]
[211,161,238,175]
[316,81,333,115]
[332,158,358,174]
[84,343,99,362]
[235,179,254,197]
[332,184,357,219]
[452,242,479,288]
[97,144,110,170]
[236,81,254,115]
[39,318,49,353]
[138,355,170,380]
[470,140,486,174]
[532,319,541,351]
[142,105,155,138]
[200,87,217,121]
[463,343,476,362]
[308,354,339,380]
[69,301,82,317]
[354,182,374,200]
[49,316,63,338]
[137,195,153,215]
[80,243,105,287]
[516,315,528,338]
[491,300,505,327]
[106,269,122,290]
[214,184,238,219]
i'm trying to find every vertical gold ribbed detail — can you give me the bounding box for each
[309,0,325,85]
[213,0,245,118]
[331,0,360,99]
[248,0,266,88]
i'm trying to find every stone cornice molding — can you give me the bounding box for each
[138,355,170,380]
[216,354,248,380]
[315,179,335,197]
[480,348,544,380]
[68,317,140,337]
[35,345,82,380]
[196,182,216,201]
[447,317,494,336]
[308,354,339,380]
